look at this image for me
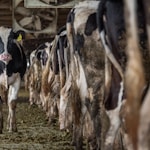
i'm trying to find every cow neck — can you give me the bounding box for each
[13,40,23,60]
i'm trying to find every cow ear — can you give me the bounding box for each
[14,30,25,41]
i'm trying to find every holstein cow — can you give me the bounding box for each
[25,42,51,107]
[41,26,68,124]
[0,26,27,133]
[25,50,42,106]
[138,0,150,149]
[97,0,147,149]
[59,1,105,150]
[123,0,150,149]
[97,0,126,149]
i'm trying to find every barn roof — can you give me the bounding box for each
[0,0,80,55]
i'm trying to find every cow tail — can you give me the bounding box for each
[96,0,106,33]
[97,0,124,79]
[57,26,67,67]
[57,44,63,88]
[66,9,75,58]
[64,38,69,80]
[58,35,65,66]
[57,35,65,88]
[124,0,146,149]
[53,36,59,74]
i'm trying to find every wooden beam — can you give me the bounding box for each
[0,12,12,15]
[0,5,12,9]
[0,16,12,21]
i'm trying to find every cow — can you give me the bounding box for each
[123,0,150,149]
[25,42,52,107]
[59,1,105,149]
[40,26,68,125]
[0,26,27,133]
[97,0,148,149]
[97,0,126,148]
[137,0,150,149]
[24,50,42,106]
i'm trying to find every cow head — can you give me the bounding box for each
[0,27,25,64]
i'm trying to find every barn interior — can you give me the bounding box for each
[0,0,77,56]
[0,1,81,149]
[1,0,150,149]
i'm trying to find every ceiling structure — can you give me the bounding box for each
[0,0,78,38]
[0,0,78,53]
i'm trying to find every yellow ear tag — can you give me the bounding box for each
[17,34,22,42]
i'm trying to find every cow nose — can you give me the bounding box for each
[0,53,12,64]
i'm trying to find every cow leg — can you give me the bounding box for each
[29,88,34,106]
[7,75,21,132]
[104,81,125,150]
[71,123,83,150]
[104,107,121,150]
[7,100,17,132]
[71,111,85,150]
[75,125,83,150]
[71,107,87,150]
[47,100,58,125]
[138,87,150,150]
[0,97,3,134]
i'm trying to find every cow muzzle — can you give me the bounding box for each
[0,53,12,64]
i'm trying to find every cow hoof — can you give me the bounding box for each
[8,129,13,133]
[8,128,17,133]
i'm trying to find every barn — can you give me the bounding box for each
[0,0,149,150]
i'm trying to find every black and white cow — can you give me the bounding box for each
[59,1,105,150]
[97,1,126,148]
[124,0,150,149]
[0,26,27,133]
[25,42,52,107]
[41,26,68,124]
[97,0,147,149]
[25,50,42,106]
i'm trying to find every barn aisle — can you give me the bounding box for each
[0,88,73,150]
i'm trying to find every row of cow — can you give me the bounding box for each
[0,0,149,149]
[24,0,133,149]
[25,1,105,149]
[24,0,149,150]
